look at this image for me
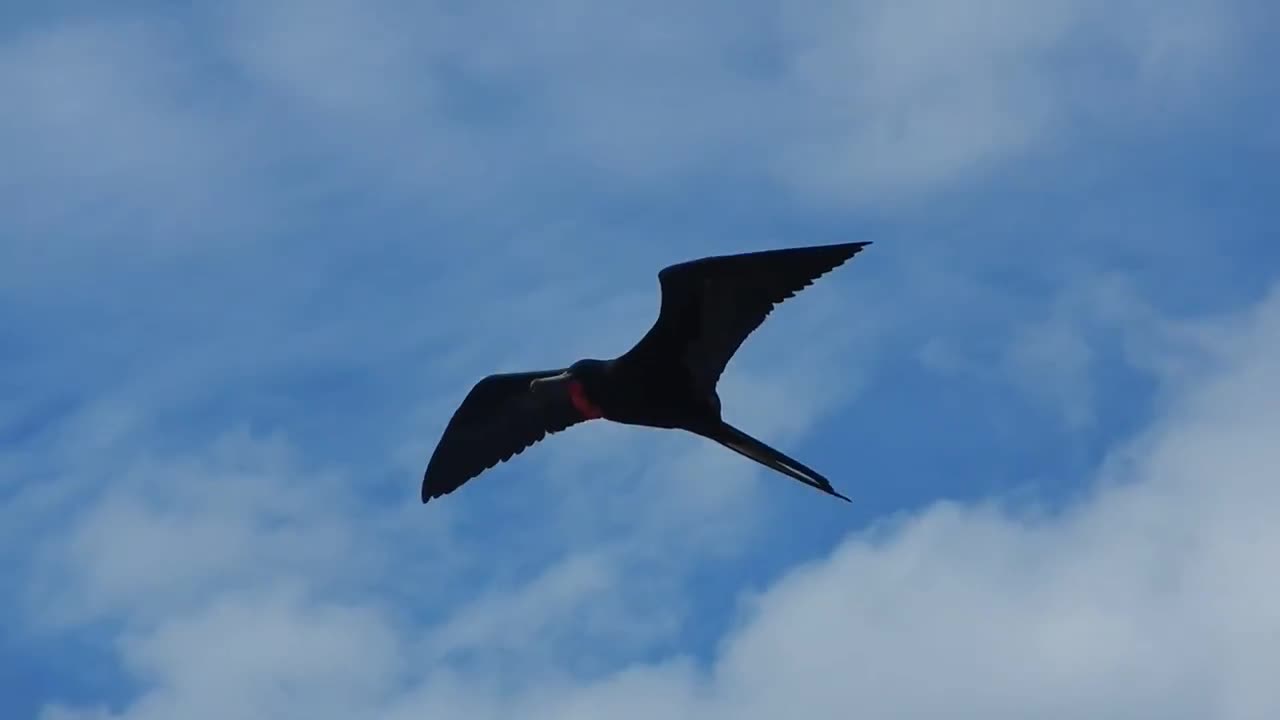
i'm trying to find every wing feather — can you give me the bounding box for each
[421,369,588,502]
[622,242,871,389]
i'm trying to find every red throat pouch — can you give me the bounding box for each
[567,380,603,419]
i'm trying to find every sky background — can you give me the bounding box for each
[2,1,1278,718]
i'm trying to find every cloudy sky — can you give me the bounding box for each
[2,0,1278,718]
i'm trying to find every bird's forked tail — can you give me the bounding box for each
[696,420,851,502]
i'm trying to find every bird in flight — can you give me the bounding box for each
[422,241,872,505]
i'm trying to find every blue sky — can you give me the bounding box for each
[2,1,1278,717]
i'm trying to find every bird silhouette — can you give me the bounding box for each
[422,241,872,504]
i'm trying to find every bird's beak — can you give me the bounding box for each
[529,371,572,392]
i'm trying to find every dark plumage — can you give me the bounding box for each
[422,241,872,504]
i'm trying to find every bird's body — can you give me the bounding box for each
[568,358,715,428]
[422,241,872,504]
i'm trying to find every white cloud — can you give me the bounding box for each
[0,0,1252,299]
[0,18,267,289]
[767,0,1240,205]
[577,281,1279,719]
[78,586,403,720]
[223,0,425,118]
[38,276,1280,718]
[8,1,1273,718]
[917,270,1227,430]
[1006,314,1096,428]
[20,429,368,629]
[12,0,1228,222]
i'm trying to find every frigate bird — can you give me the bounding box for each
[421,241,872,504]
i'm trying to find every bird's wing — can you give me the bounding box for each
[421,369,590,502]
[622,242,871,390]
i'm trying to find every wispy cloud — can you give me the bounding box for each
[33,280,1280,719]
[3,0,1277,717]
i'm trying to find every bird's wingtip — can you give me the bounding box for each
[834,240,872,256]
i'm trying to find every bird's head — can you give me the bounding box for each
[529,359,607,391]
[528,359,608,419]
